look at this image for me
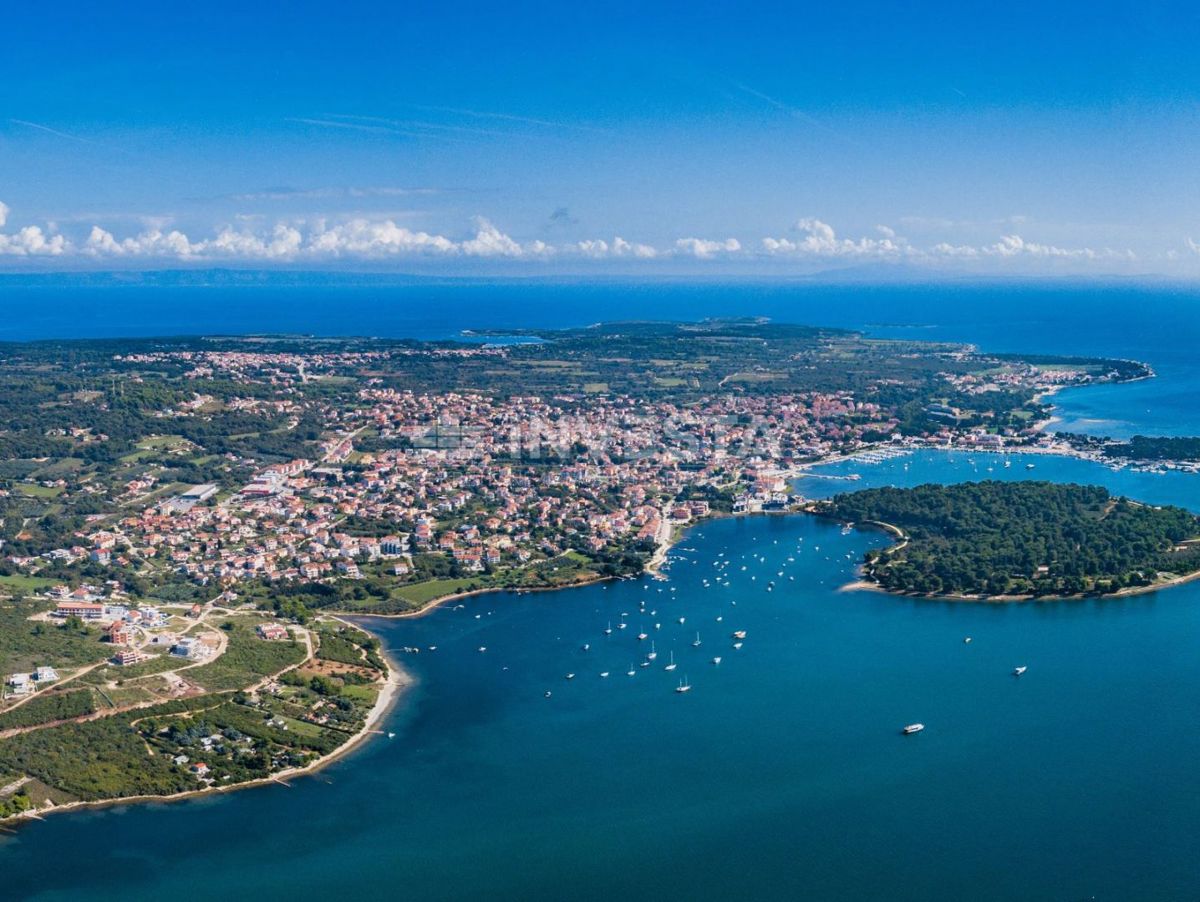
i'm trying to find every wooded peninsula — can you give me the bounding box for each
[821,481,1200,598]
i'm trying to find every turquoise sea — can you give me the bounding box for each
[2,282,1200,900]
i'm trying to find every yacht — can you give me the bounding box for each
[600,671,609,678]
[902,723,925,735]
[565,673,575,680]
[1013,665,1027,676]
[675,677,692,693]
[647,642,658,661]
[604,622,612,635]
[1026,463,1036,470]
[637,631,649,641]
[627,664,636,676]
[731,630,747,640]
[712,656,722,665]
[692,632,702,647]
[664,651,677,672]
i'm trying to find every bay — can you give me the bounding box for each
[2,283,1200,900]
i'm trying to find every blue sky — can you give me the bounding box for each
[3,0,1200,275]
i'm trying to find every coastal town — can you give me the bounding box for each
[0,321,1153,820]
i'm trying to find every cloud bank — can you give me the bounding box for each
[0,202,1153,271]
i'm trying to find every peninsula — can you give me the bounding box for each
[819,481,1200,598]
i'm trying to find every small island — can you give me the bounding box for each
[820,481,1200,598]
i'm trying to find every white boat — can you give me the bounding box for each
[627,664,636,676]
[902,723,925,735]
[731,630,747,640]
[600,671,609,678]
[675,676,692,693]
[604,622,612,635]
[581,643,590,651]
[1026,463,1035,470]
[565,673,575,680]
[963,637,972,644]
[545,691,552,698]
[477,646,487,653]
[637,631,648,641]
[712,656,722,665]
[664,651,677,672]
[733,641,743,650]
[1013,665,1027,676]
[678,616,686,624]
[692,632,702,647]
[647,642,657,661]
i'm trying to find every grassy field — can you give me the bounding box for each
[15,483,63,498]
[186,620,307,692]
[0,574,60,595]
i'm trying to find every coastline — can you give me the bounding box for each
[832,516,1200,604]
[837,569,1200,603]
[2,632,411,829]
[3,363,1169,827]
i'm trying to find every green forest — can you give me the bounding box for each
[822,481,1200,597]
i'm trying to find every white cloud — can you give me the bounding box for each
[0,225,67,256]
[208,224,303,259]
[762,218,906,258]
[0,202,1148,271]
[461,218,529,257]
[930,234,1107,260]
[306,219,459,257]
[83,226,201,258]
[674,237,741,258]
[575,237,658,259]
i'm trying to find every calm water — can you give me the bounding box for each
[2,283,1200,900]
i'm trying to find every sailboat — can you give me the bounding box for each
[627,664,636,676]
[675,676,692,693]
[664,651,677,672]
[604,622,612,635]
[647,642,657,661]
[692,632,702,647]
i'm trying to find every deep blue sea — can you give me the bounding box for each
[2,281,1200,900]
